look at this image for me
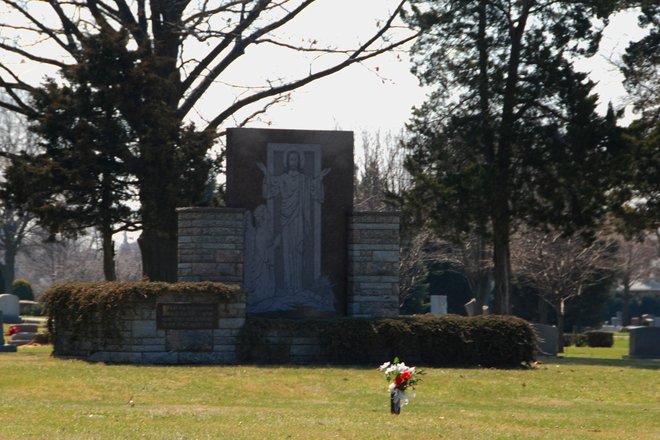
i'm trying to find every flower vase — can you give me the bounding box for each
[390,390,401,415]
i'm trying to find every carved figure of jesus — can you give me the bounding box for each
[258,150,329,294]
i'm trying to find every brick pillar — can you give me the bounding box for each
[347,212,400,318]
[177,207,245,283]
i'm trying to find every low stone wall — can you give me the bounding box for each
[50,285,245,364]
[238,322,322,364]
[347,212,400,318]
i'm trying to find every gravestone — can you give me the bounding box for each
[464,298,477,317]
[0,311,17,352]
[531,323,559,356]
[0,294,20,323]
[225,128,353,318]
[430,295,447,314]
[7,324,39,347]
[629,327,660,358]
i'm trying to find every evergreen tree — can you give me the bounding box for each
[401,0,622,313]
[609,2,659,235]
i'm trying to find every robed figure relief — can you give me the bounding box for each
[244,144,334,314]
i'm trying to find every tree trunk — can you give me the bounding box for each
[492,207,511,315]
[1,245,16,293]
[489,2,530,316]
[538,299,550,324]
[474,273,491,315]
[102,230,117,281]
[622,276,630,326]
[138,229,177,282]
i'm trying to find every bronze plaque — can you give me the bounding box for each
[157,303,219,330]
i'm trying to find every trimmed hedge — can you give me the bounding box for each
[564,332,614,348]
[563,333,588,347]
[238,314,536,368]
[586,331,614,348]
[41,281,239,343]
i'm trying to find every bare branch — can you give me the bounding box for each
[1,0,76,55]
[203,30,417,133]
[0,42,69,69]
[177,0,276,113]
[47,0,85,55]
[233,93,290,129]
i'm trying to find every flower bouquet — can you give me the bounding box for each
[378,357,422,414]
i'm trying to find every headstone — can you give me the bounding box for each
[532,323,559,356]
[629,327,660,358]
[7,324,39,347]
[630,317,641,326]
[653,317,660,328]
[0,294,21,323]
[0,311,17,352]
[464,298,477,317]
[600,325,617,333]
[226,128,353,318]
[611,316,622,328]
[641,314,654,326]
[430,295,447,314]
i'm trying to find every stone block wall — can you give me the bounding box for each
[177,207,245,284]
[178,208,401,319]
[347,212,400,318]
[239,325,323,364]
[54,288,246,364]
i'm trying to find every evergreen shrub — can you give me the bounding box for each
[12,279,34,301]
[563,333,588,347]
[586,331,614,348]
[238,315,536,368]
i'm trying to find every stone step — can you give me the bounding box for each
[8,332,36,346]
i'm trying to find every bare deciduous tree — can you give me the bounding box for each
[0,98,39,292]
[512,228,617,351]
[613,232,659,325]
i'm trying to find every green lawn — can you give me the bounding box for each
[0,334,658,439]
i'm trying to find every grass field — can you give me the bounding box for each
[0,332,658,439]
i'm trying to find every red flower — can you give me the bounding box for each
[401,370,412,381]
[5,325,19,337]
[394,375,404,386]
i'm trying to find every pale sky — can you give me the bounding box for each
[229,4,648,134]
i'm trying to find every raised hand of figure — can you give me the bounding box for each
[256,162,268,176]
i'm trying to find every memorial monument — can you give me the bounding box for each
[178,128,400,319]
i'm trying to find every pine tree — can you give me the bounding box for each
[401,0,622,314]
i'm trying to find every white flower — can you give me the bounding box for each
[378,361,391,371]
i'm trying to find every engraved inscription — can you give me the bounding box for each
[157,303,218,329]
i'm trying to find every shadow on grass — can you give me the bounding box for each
[542,355,660,370]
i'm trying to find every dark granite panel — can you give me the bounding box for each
[226,128,353,317]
